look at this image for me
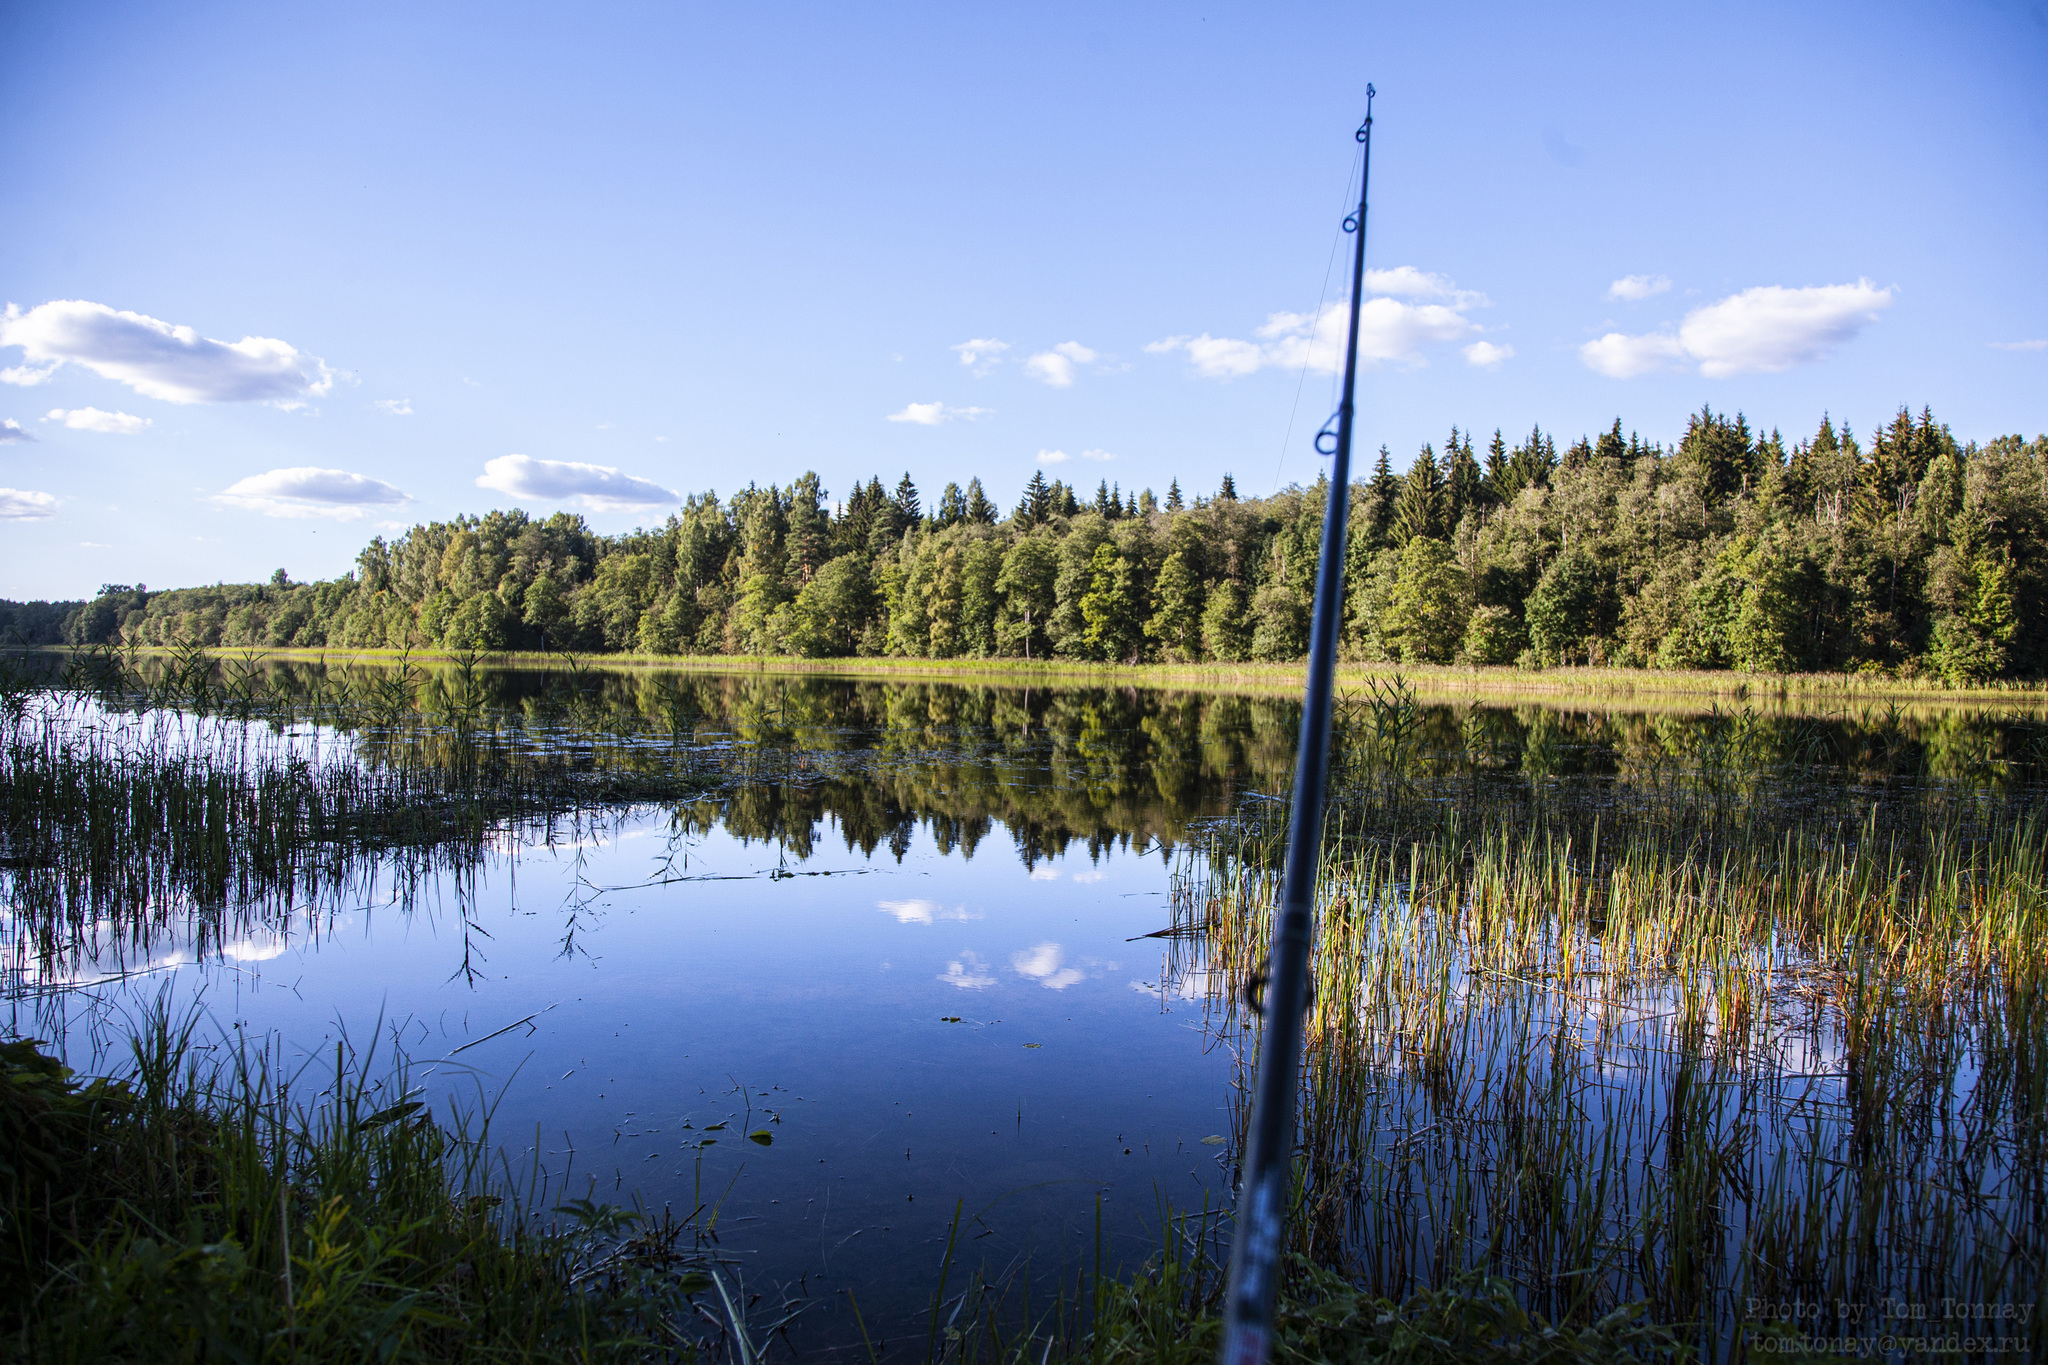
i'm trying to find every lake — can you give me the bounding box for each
[7,662,2046,1356]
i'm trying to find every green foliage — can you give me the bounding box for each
[1381,537,1468,664]
[0,1026,710,1363]
[30,406,2048,682]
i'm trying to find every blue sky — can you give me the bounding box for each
[2,0,2043,599]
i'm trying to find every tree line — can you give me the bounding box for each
[21,404,2048,684]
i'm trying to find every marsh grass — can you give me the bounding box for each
[1160,680,2048,1357]
[0,1000,739,1362]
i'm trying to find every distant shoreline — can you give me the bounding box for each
[16,644,2047,709]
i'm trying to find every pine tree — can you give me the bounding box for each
[1093,480,1114,518]
[1218,473,1238,502]
[1165,478,1184,512]
[783,472,829,587]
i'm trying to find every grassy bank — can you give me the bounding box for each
[15,643,2048,710]
[0,1012,730,1363]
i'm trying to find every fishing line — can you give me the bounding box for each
[1271,143,1365,493]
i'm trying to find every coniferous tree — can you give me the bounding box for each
[1165,478,1184,512]
[1218,473,1238,502]
[1392,444,1445,545]
[964,477,997,525]
[934,481,967,529]
[892,473,923,527]
[1367,445,1400,548]
[1445,428,1483,530]
[1015,471,1053,528]
[1484,429,1511,503]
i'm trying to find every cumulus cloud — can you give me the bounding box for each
[939,950,996,990]
[1150,270,1488,379]
[477,454,676,512]
[1012,941,1083,990]
[1581,279,1894,378]
[0,418,34,443]
[877,898,977,925]
[374,398,413,415]
[0,300,333,406]
[886,400,990,425]
[1463,341,1514,369]
[1607,274,1672,301]
[1024,341,1098,388]
[46,406,149,434]
[1035,448,1113,466]
[217,467,410,520]
[952,338,1009,373]
[0,488,58,520]
[1991,339,2046,352]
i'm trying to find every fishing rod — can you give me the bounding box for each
[1218,85,1374,1365]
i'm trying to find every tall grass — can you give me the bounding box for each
[2,1002,730,1362]
[1162,681,2048,1357]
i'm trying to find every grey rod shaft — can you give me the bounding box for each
[1217,87,1374,1365]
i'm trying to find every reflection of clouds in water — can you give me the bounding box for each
[1012,941,1084,990]
[220,930,291,963]
[1071,869,1107,884]
[938,950,995,989]
[1028,866,1061,882]
[877,899,978,925]
[1132,965,1221,1002]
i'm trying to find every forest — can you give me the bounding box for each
[14,404,2048,685]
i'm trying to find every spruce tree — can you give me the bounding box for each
[934,481,966,528]
[1484,430,1510,503]
[1016,471,1053,527]
[964,477,997,525]
[1165,478,1184,512]
[1219,473,1238,502]
[893,473,922,526]
[1392,443,1445,545]
[1445,429,1483,530]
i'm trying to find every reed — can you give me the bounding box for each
[1,1002,729,1362]
[1163,693,2048,1357]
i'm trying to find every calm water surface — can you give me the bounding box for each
[11,666,2047,1352]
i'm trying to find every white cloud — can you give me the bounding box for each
[952,338,1010,372]
[1362,267,1488,307]
[939,950,996,990]
[46,406,150,434]
[476,453,676,512]
[1011,941,1083,990]
[374,398,413,415]
[877,898,977,925]
[0,488,58,520]
[1991,339,2046,352]
[1462,341,1515,368]
[1581,280,1894,378]
[217,467,410,520]
[1607,274,1671,301]
[1152,271,1487,380]
[1028,865,1061,881]
[0,418,34,443]
[1035,448,1110,466]
[886,400,990,426]
[1578,331,1689,378]
[0,300,333,406]
[1024,341,1097,388]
